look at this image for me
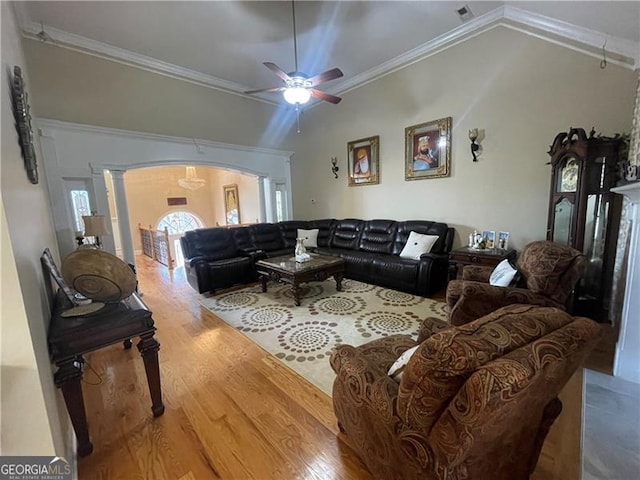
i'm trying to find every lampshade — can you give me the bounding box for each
[82,214,108,237]
[178,166,206,191]
[283,87,311,105]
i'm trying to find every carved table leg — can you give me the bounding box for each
[291,283,302,306]
[137,332,165,417]
[334,273,344,292]
[54,357,93,457]
[260,274,268,293]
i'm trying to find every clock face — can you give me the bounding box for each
[11,65,38,184]
[560,158,578,192]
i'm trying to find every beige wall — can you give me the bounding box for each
[22,25,636,253]
[0,3,69,456]
[123,165,260,251]
[23,39,285,149]
[288,27,636,250]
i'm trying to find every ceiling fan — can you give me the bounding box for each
[244,0,343,106]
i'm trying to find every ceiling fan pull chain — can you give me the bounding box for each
[291,0,299,71]
[296,106,301,134]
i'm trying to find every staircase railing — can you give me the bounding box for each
[139,223,174,270]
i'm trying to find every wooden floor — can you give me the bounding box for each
[76,256,584,479]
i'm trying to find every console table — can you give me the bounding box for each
[48,291,164,457]
[448,247,517,281]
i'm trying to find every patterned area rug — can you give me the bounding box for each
[200,279,447,395]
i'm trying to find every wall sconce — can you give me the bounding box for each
[469,128,480,161]
[331,157,339,178]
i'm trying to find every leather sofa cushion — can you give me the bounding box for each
[337,250,379,278]
[250,223,285,252]
[359,220,397,254]
[310,219,336,247]
[207,256,254,288]
[396,304,576,433]
[331,219,364,250]
[278,220,311,249]
[231,226,253,251]
[394,221,450,255]
[190,228,240,260]
[371,256,419,291]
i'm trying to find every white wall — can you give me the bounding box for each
[0,2,69,457]
[288,27,636,250]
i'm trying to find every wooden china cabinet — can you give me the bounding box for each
[546,127,624,320]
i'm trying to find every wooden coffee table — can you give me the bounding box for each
[255,253,345,306]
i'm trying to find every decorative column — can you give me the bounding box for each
[258,176,269,223]
[110,169,136,265]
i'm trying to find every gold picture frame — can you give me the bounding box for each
[405,116,452,180]
[347,135,380,186]
[223,184,240,225]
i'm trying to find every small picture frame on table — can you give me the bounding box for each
[482,231,496,249]
[498,231,510,250]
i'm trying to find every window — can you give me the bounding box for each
[70,189,91,232]
[157,211,203,234]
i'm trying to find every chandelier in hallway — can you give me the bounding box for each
[178,166,206,191]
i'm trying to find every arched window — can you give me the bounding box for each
[157,211,203,234]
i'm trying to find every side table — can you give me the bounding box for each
[448,247,517,281]
[48,291,164,457]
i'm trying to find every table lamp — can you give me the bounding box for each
[82,214,108,249]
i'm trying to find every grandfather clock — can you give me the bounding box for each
[546,127,624,321]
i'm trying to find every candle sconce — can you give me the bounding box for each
[469,128,481,162]
[331,157,339,178]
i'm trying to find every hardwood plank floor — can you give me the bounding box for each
[76,256,582,479]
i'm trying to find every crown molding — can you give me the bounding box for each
[503,5,638,67]
[36,118,294,158]
[21,6,638,106]
[21,21,279,106]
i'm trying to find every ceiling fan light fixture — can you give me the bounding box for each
[283,87,311,105]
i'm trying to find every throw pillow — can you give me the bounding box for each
[399,231,439,260]
[388,344,420,382]
[297,228,319,248]
[489,258,520,287]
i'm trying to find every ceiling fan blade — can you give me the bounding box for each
[310,89,342,104]
[307,68,344,87]
[263,62,292,82]
[244,87,285,95]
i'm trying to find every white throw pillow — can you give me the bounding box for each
[399,231,439,260]
[297,228,319,248]
[489,259,519,287]
[388,344,420,382]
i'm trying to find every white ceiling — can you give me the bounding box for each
[16,1,640,104]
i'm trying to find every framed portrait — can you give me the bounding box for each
[223,184,240,225]
[405,116,452,180]
[498,231,510,250]
[347,135,379,186]
[482,230,496,249]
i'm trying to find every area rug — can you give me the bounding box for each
[200,279,447,395]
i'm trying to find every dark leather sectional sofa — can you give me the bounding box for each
[180,218,454,297]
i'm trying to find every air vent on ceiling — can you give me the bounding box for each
[456,4,474,22]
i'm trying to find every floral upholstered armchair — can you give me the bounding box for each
[330,304,601,480]
[447,240,587,326]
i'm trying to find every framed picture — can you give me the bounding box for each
[405,116,452,180]
[498,231,510,250]
[482,230,496,249]
[41,248,76,304]
[223,184,240,225]
[347,135,379,186]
